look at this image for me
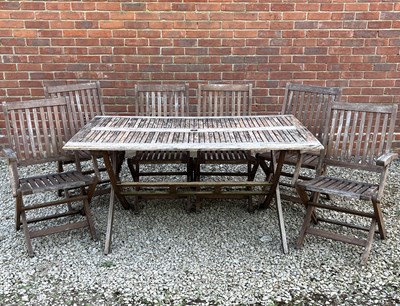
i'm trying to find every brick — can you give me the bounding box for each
[198,22,221,29]
[294,72,318,79]
[149,22,174,29]
[379,30,400,38]
[100,39,124,47]
[380,12,400,20]
[86,12,110,20]
[295,3,319,12]
[356,12,380,20]
[88,30,112,38]
[110,12,135,20]
[353,30,378,38]
[345,4,369,11]
[172,3,196,11]
[331,13,355,21]
[307,30,329,38]
[368,21,392,29]
[281,47,303,55]
[373,63,397,71]
[210,12,234,21]
[271,4,295,11]
[0,20,24,28]
[137,47,161,55]
[283,12,306,20]
[26,39,51,46]
[96,3,121,11]
[319,22,342,29]
[270,22,294,30]
[61,12,84,20]
[147,3,171,11]
[14,47,38,54]
[13,30,37,38]
[30,72,54,80]
[316,71,340,79]
[11,12,34,19]
[246,4,270,11]
[121,3,146,11]
[64,30,88,38]
[197,4,221,11]
[46,2,71,10]
[21,2,45,10]
[259,12,282,21]
[340,56,363,63]
[321,4,344,11]
[377,47,400,55]
[71,3,96,10]
[38,30,63,38]
[100,21,124,29]
[344,21,368,29]
[35,12,60,20]
[0,2,20,10]
[64,47,88,55]
[50,21,74,29]
[307,12,332,20]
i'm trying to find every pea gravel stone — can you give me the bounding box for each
[0,158,399,305]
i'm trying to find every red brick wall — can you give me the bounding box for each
[0,1,399,150]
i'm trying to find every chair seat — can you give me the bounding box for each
[197,150,253,163]
[19,171,96,196]
[130,150,191,163]
[297,176,379,201]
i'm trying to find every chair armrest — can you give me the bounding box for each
[376,153,398,167]
[2,148,19,196]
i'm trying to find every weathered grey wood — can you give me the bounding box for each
[257,83,342,204]
[64,114,323,255]
[65,115,322,152]
[195,83,256,188]
[295,101,398,265]
[45,81,109,196]
[127,83,193,189]
[2,97,98,257]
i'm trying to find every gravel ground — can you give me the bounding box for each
[0,158,399,306]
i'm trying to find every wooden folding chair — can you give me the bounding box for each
[194,83,258,211]
[2,97,98,257]
[126,84,193,207]
[295,101,398,264]
[257,83,341,205]
[44,81,113,195]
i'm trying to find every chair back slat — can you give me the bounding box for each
[282,83,341,142]
[45,81,104,134]
[324,102,398,169]
[197,83,252,116]
[135,84,189,117]
[2,97,73,166]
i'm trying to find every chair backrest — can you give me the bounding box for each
[44,81,104,135]
[197,83,252,116]
[2,97,74,166]
[282,83,341,142]
[323,101,398,171]
[135,84,189,116]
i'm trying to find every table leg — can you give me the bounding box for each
[271,152,288,254]
[260,150,286,209]
[260,150,288,254]
[102,151,130,255]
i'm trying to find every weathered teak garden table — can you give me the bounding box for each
[63,115,323,255]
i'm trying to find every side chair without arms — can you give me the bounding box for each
[2,97,98,257]
[194,83,258,211]
[257,83,342,206]
[295,101,398,264]
[126,84,193,207]
[44,81,114,196]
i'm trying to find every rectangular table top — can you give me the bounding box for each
[63,115,323,152]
